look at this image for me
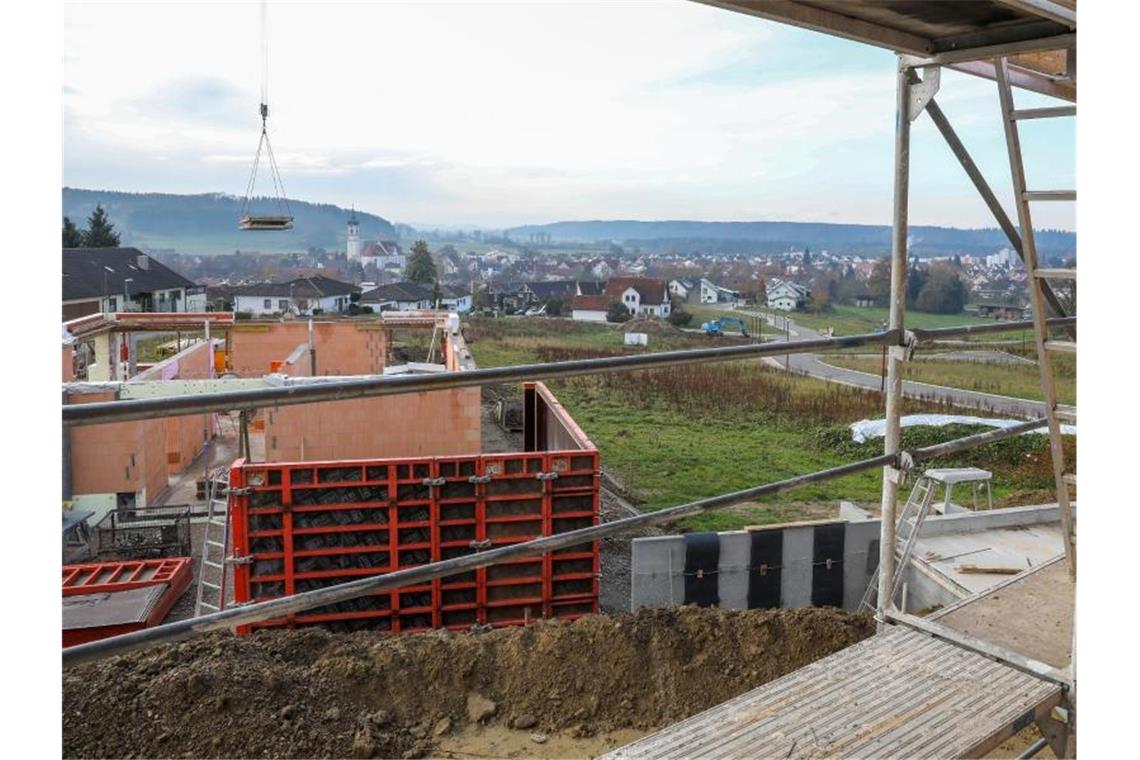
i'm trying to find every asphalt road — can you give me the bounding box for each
[753,312,1048,419]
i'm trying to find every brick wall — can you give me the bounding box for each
[67,391,168,503]
[229,322,387,377]
[262,387,482,461]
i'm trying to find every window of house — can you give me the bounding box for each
[279,300,289,310]
[264,299,272,309]
[108,297,117,311]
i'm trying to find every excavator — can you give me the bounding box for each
[701,317,750,338]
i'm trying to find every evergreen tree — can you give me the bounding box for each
[406,240,438,284]
[62,217,83,247]
[82,204,121,247]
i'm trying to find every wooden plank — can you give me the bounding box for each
[955,564,1023,575]
[603,627,1060,759]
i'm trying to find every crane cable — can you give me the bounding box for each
[240,0,292,220]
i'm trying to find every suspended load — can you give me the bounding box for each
[240,0,293,231]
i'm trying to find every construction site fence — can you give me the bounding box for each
[61,317,1076,428]
[61,417,1048,667]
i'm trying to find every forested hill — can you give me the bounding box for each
[62,188,395,254]
[505,219,1076,257]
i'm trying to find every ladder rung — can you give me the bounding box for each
[1063,473,1077,487]
[198,602,220,612]
[1044,340,1077,353]
[1034,268,1076,280]
[1054,404,1077,423]
[200,581,221,590]
[203,560,224,569]
[1024,190,1076,202]
[206,540,226,548]
[1012,106,1076,120]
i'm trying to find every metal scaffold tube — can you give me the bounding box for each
[61,419,1047,668]
[60,317,1073,428]
[877,61,913,627]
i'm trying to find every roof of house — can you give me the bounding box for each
[62,247,197,302]
[232,275,358,299]
[572,295,610,311]
[441,284,469,299]
[768,278,811,298]
[362,241,403,258]
[524,280,578,300]
[603,277,668,305]
[360,281,433,303]
[577,281,605,296]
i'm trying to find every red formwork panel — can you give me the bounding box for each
[62,558,192,647]
[230,449,599,634]
[61,557,192,597]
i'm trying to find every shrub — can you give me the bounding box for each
[606,301,631,323]
[668,308,693,327]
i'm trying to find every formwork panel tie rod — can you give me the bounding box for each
[61,418,1048,667]
[61,317,1074,428]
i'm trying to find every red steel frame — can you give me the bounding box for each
[61,557,192,597]
[229,381,599,635]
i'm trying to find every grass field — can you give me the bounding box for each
[464,317,1069,531]
[821,353,1076,405]
[686,303,996,337]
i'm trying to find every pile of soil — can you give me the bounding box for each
[63,606,873,759]
[620,317,683,336]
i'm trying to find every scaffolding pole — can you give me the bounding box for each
[877,60,913,626]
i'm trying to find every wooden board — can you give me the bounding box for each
[602,626,1060,759]
[932,555,1074,669]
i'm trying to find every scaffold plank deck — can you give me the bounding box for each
[603,626,1061,759]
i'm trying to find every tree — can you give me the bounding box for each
[406,240,438,284]
[63,217,84,247]
[668,304,693,327]
[606,301,631,323]
[914,263,969,314]
[867,258,891,306]
[431,281,443,308]
[82,204,121,247]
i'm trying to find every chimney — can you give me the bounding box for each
[137,254,150,270]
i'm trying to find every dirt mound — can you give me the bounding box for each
[620,317,683,336]
[63,606,873,759]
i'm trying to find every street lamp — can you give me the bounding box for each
[124,278,134,312]
[103,266,115,313]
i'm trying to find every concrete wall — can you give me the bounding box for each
[229,322,387,377]
[630,506,1067,614]
[261,387,482,461]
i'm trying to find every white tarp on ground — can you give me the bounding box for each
[850,414,1077,444]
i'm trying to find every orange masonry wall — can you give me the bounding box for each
[229,322,387,376]
[67,391,168,503]
[262,388,482,461]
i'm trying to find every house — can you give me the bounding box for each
[766,278,812,311]
[570,295,610,322]
[440,284,473,314]
[854,294,876,308]
[604,277,671,318]
[359,282,434,311]
[576,281,605,297]
[62,247,205,320]
[670,277,740,305]
[360,241,405,271]
[489,282,529,313]
[232,275,359,316]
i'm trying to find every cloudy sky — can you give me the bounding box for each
[63,0,1075,230]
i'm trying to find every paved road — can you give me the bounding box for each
[746,311,1048,419]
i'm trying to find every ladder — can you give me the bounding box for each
[194,468,231,616]
[860,474,937,613]
[995,57,1077,580]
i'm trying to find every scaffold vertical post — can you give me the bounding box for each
[877,59,913,627]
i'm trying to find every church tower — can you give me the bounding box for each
[346,206,361,262]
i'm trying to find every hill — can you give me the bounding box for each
[504,219,1076,258]
[62,188,395,255]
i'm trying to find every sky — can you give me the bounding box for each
[62,0,1075,231]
